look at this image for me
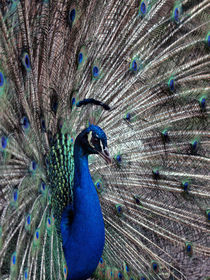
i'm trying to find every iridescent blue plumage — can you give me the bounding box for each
[60,125,109,280]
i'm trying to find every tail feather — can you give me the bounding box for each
[0,0,210,279]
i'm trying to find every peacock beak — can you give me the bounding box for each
[98,147,112,164]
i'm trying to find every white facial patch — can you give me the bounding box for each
[87,131,94,148]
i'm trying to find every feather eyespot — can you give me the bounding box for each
[21,52,31,71]
[182,180,189,192]
[138,0,149,16]
[69,9,76,22]
[206,32,210,47]
[199,96,206,111]
[25,214,31,231]
[72,97,76,106]
[0,72,5,87]
[172,2,182,23]
[185,242,193,256]
[13,189,18,202]
[118,272,123,279]
[77,46,87,69]
[30,160,37,172]
[1,136,7,149]
[140,2,146,14]
[130,56,142,72]
[168,77,175,92]
[21,116,30,131]
[92,66,99,77]
[206,209,210,221]
[78,53,83,64]
[151,261,159,273]
[24,269,28,279]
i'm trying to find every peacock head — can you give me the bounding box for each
[76,124,112,164]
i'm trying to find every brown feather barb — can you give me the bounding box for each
[0,0,209,279]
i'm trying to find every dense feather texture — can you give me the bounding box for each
[0,0,210,279]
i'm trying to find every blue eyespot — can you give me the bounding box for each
[184,182,188,190]
[162,130,168,137]
[21,52,31,71]
[125,113,131,121]
[27,215,31,225]
[1,136,7,149]
[31,161,37,171]
[185,242,193,255]
[193,141,197,148]
[21,116,30,130]
[118,272,123,279]
[153,169,160,179]
[172,4,182,23]
[97,182,101,189]
[13,190,18,201]
[25,55,30,68]
[77,46,87,69]
[99,257,103,264]
[141,2,146,14]
[0,72,4,87]
[92,66,99,77]
[41,181,46,191]
[48,218,51,225]
[174,8,179,22]
[152,261,159,272]
[24,270,28,279]
[36,231,39,239]
[186,244,191,252]
[12,254,16,265]
[116,204,122,214]
[139,0,148,16]
[200,97,206,110]
[191,140,198,152]
[72,97,76,106]
[131,60,137,71]
[169,78,175,91]
[130,56,142,72]
[69,9,76,22]
[78,53,83,64]
[116,155,121,162]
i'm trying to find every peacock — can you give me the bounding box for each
[0,0,209,279]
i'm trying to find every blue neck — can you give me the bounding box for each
[61,139,105,280]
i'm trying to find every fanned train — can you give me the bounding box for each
[0,0,210,280]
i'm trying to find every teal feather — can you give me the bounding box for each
[0,0,210,279]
